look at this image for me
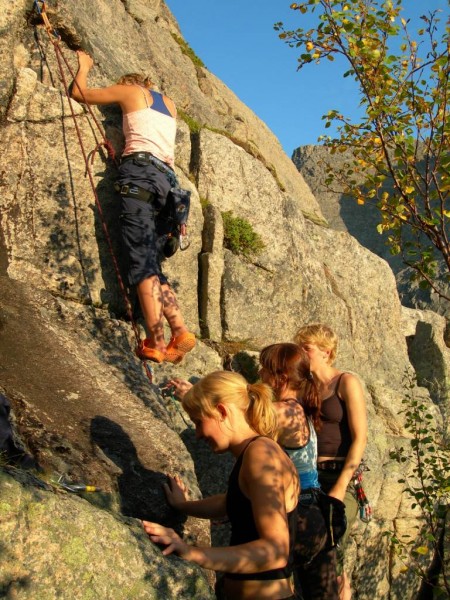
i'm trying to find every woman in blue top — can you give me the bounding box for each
[259,343,339,600]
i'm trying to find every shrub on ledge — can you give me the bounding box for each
[221,211,265,260]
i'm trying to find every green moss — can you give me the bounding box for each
[171,33,205,68]
[123,580,153,598]
[302,211,329,227]
[0,501,13,517]
[199,197,210,210]
[177,109,202,134]
[61,537,90,568]
[185,576,211,597]
[221,211,265,260]
[26,502,46,521]
[79,587,97,600]
[266,163,286,192]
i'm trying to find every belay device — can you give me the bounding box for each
[161,187,191,258]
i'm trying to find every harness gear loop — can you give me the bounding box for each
[114,182,157,204]
[33,1,156,382]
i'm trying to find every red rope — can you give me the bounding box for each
[36,5,154,383]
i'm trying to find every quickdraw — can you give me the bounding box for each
[353,465,373,522]
[158,384,193,429]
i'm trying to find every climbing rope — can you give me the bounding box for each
[32,2,116,161]
[33,1,154,383]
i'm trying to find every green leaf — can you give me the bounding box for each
[277,0,450,298]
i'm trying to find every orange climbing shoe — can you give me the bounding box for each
[136,340,165,363]
[164,332,196,364]
[164,348,184,365]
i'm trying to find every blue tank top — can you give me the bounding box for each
[149,90,172,117]
[284,418,320,490]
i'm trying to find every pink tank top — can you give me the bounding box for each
[122,87,176,167]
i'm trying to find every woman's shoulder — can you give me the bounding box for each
[339,371,360,384]
[337,372,365,402]
[242,436,284,464]
[248,435,279,451]
[241,437,297,485]
[245,437,296,477]
[339,371,362,386]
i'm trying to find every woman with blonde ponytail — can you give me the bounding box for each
[143,371,299,600]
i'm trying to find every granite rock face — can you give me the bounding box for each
[292,144,450,317]
[0,1,447,598]
[402,306,450,437]
[0,468,212,600]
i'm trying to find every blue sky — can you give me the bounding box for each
[165,0,447,157]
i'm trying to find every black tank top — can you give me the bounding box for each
[225,437,297,581]
[317,374,352,457]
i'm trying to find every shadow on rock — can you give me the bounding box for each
[90,416,186,532]
[180,426,233,549]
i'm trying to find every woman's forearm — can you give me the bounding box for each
[329,439,366,499]
[71,69,89,102]
[175,493,227,519]
[143,520,288,574]
[71,51,94,102]
[175,539,288,574]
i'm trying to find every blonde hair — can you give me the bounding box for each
[294,323,338,365]
[116,73,154,87]
[182,371,278,439]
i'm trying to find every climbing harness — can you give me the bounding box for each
[160,187,191,256]
[32,1,157,382]
[121,152,178,187]
[114,182,158,205]
[119,151,192,253]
